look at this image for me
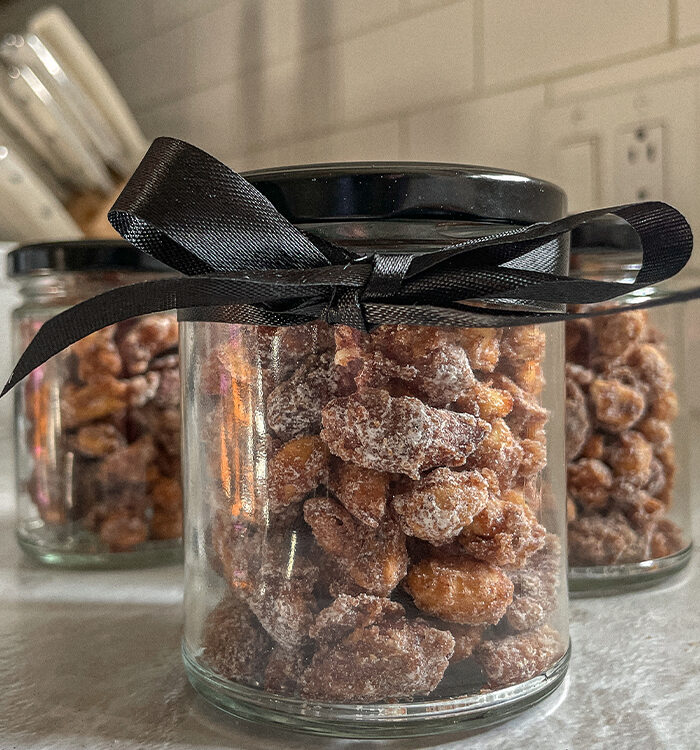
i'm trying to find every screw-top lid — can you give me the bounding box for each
[243,162,567,225]
[7,240,172,277]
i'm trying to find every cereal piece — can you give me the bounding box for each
[98,509,149,551]
[649,390,679,421]
[465,418,523,487]
[453,382,514,420]
[327,459,389,528]
[321,388,490,480]
[393,468,490,545]
[404,555,513,625]
[581,434,605,460]
[593,311,647,357]
[518,437,547,479]
[649,519,685,558]
[565,377,590,461]
[267,436,328,510]
[589,378,645,433]
[72,326,122,381]
[267,351,346,442]
[625,343,673,395]
[458,497,546,568]
[202,596,271,683]
[637,417,671,446]
[506,533,561,632]
[568,512,644,565]
[565,319,593,366]
[474,625,564,690]
[489,373,548,438]
[97,435,157,486]
[73,422,126,458]
[61,376,128,428]
[605,431,653,485]
[118,314,178,376]
[302,596,454,702]
[264,645,307,696]
[304,496,408,596]
[567,458,612,511]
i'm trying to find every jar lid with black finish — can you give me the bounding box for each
[243,162,567,225]
[7,240,172,277]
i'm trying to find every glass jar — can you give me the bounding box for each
[10,240,183,567]
[181,164,571,737]
[566,218,693,593]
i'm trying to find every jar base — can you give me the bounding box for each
[568,543,692,597]
[182,640,571,739]
[16,526,183,569]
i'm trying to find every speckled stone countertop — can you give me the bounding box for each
[0,440,698,750]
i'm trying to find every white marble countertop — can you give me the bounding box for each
[0,440,698,750]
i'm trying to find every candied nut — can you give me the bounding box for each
[443,623,485,662]
[589,378,645,433]
[150,475,182,513]
[267,436,329,510]
[304,496,408,596]
[453,382,514,420]
[567,458,612,511]
[489,373,548,438]
[404,555,513,625]
[71,326,122,381]
[98,510,149,551]
[152,367,180,408]
[150,507,183,540]
[97,435,157,487]
[518,438,547,479]
[500,326,546,365]
[581,434,605,460]
[453,327,501,373]
[334,324,370,372]
[566,496,577,523]
[61,376,128,429]
[616,491,664,535]
[464,418,523,488]
[645,457,667,498]
[474,625,564,690]
[565,319,593,366]
[637,417,671,445]
[267,351,348,442]
[393,468,490,545]
[73,422,126,458]
[310,594,404,643]
[593,311,647,357]
[649,390,679,421]
[203,596,271,683]
[264,645,307,696]
[321,388,490,480]
[650,518,685,558]
[458,497,546,568]
[605,431,653,485]
[302,595,454,702]
[506,533,561,632]
[565,377,590,461]
[126,371,160,407]
[566,362,594,388]
[118,315,178,376]
[327,459,389,528]
[568,512,644,565]
[625,343,673,395]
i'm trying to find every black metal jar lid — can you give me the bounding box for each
[7,240,171,277]
[243,162,567,225]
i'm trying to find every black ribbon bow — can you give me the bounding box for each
[2,137,695,396]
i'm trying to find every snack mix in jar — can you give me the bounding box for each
[179,162,571,737]
[11,241,183,566]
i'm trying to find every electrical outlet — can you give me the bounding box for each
[615,123,664,203]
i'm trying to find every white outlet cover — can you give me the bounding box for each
[538,74,698,245]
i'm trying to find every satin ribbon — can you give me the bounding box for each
[2,137,694,395]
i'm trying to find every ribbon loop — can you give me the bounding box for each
[363,253,414,299]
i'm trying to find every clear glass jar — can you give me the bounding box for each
[10,241,183,567]
[566,219,693,593]
[181,164,570,737]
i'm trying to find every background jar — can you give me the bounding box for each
[180,164,571,738]
[10,240,182,568]
[566,218,693,593]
